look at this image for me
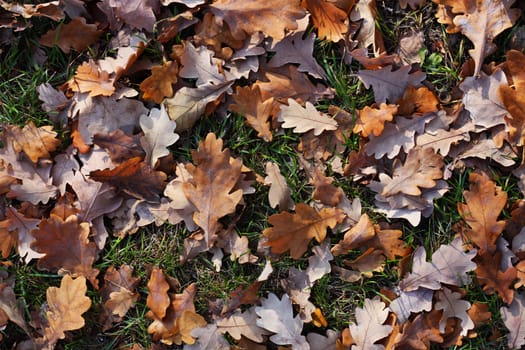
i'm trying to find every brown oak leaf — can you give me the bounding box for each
[69,60,115,97]
[331,213,375,256]
[39,16,102,53]
[92,129,145,165]
[264,161,294,211]
[31,214,100,288]
[311,167,344,207]
[302,0,350,42]
[183,133,244,247]
[457,171,507,255]
[99,264,140,331]
[89,157,167,202]
[396,85,439,116]
[353,103,397,137]
[278,98,338,136]
[209,0,305,40]
[230,85,275,142]
[475,251,516,304]
[42,275,91,346]
[453,0,521,78]
[263,203,345,259]
[4,121,60,163]
[140,61,179,103]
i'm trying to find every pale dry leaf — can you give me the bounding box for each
[268,31,326,79]
[350,0,378,50]
[186,323,230,350]
[349,296,393,350]
[217,308,268,342]
[278,99,338,136]
[264,161,294,210]
[459,69,508,129]
[139,105,179,168]
[501,291,525,349]
[453,0,520,78]
[365,113,434,159]
[164,81,233,132]
[389,288,433,324]
[43,275,91,345]
[434,287,474,337]
[306,329,339,350]
[255,293,309,349]
[178,41,226,86]
[380,147,444,197]
[356,65,426,104]
[400,237,477,292]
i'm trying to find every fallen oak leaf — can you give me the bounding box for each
[264,161,294,211]
[400,237,477,292]
[68,60,115,97]
[39,16,102,54]
[89,157,167,202]
[453,0,521,78]
[263,203,345,259]
[349,297,393,350]
[230,85,274,142]
[183,133,244,247]
[31,214,100,289]
[501,292,525,349]
[353,103,397,137]
[457,171,507,255]
[4,121,60,163]
[255,293,309,349]
[434,287,474,337]
[302,0,350,42]
[140,61,179,103]
[278,98,338,136]
[209,0,305,40]
[42,275,91,346]
[139,105,179,168]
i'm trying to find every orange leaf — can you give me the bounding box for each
[4,121,60,163]
[302,0,351,42]
[230,85,274,142]
[263,203,345,259]
[146,268,170,320]
[332,214,375,256]
[140,61,179,103]
[457,171,507,255]
[396,86,439,115]
[89,157,167,202]
[31,214,99,288]
[68,60,115,97]
[353,103,397,137]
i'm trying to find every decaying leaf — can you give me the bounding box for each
[42,275,91,346]
[140,61,179,103]
[349,296,393,350]
[457,171,507,255]
[453,0,520,78]
[353,103,397,137]
[209,0,305,40]
[263,203,345,259]
[502,292,525,349]
[434,288,474,337]
[39,16,102,53]
[302,0,349,42]
[183,133,244,247]
[255,293,309,349]
[400,237,477,292]
[264,161,294,210]
[31,214,100,288]
[278,99,338,136]
[139,105,179,168]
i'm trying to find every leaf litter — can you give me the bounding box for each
[1,0,525,349]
